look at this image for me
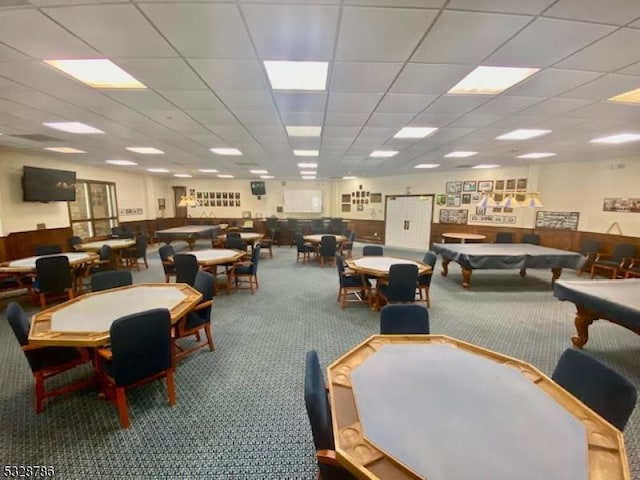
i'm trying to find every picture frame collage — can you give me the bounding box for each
[196,190,241,208]
[491,178,528,212]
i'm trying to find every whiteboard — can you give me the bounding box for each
[283,189,322,213]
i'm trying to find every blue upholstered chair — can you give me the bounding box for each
[380,304,429,335]
[377,263,418,307]
[590,243,636,279]
[175,254,199,286]
[173,271,215,361]
[121,235,148,270]
[494,232,514,243]
[362,245,383,256]
[232,245,260,294]
[91,270,132,292]
[295,233,315,263]
[335,253,370,308]
[319,235,337,267]
[552,349,637,431]
[158,244,177,283]
[34,244,63,256]
[522,233,540,245]
[67,236,82,251]
[576,238,601,276]
[35,256,74,309]
[224,236,246,251]
[304,351,357,480]
[6,302,93,413]
[89,244,113,274]
[339,229,355,258]
[227,231,242,239]
[96,308,175,428]
[416,251,437,307]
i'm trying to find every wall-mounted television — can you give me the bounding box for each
[22,166,77,202]
[250,180,266,197]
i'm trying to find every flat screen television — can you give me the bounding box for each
[250,180,266,197]
[22,166,77,202]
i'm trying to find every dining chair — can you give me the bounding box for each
[91,270,133,292]
[416,251,437,307]
[95,308,175,429]
[173,271,215,362]
[318,235,337,267]
[380,304,429,334]
[67,236,82,251]
[335,254,370,308]
[158,244,177,283]
[623,258,640,278]
[174,254,199,287]
[224,236,246,251]
[121,235,148,271]
[259,229,276,258]
[295,233,315,263]
[362,245,383,256]
[494,232,514,243]
[34,244,63,256]
[304,350,357,480]
[376,263,418,307]
[6,302,93,413]
[35,256,74,309]
[590,243,636,279]
[552,349,637,431]
[227,231,242,239]
[339,229,355,258]
[231,245,260,294]
[521,233,540,245]
[576,238,601,276]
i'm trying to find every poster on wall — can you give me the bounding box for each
[439,209,468,224]
[603,198,640,212]
[535,211,580,230]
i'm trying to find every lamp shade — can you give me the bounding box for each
[178,195,199,207]
[498,195,521,208]
[476,194,497,208]
[523,193,544,208]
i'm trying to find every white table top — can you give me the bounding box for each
[304,234,347,243]
[76,239,135,251]
[1,252,95,272]
[218,232,263,241]
[352,256,423,272]
[178,249,245,265]
[156,225,217,234]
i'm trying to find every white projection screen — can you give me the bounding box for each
[283,189,322,213]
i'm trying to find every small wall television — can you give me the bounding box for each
[250,181,266,197]
[22,166,77,202]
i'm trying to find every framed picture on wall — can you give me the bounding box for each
[478,180,493,192]
[436,194,446,206]
[371,193,382,203]
[461,193,471,204]
[446,181,462,193]
[446,194,461,207]
[463,181,477,192]
[495,180,505,190]
[517,178,528,190]
[506,179,516,190]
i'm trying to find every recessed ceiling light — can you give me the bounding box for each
[43,122,104,134]
[393,127,438,139]
[45,59,146,89]
[106,160,137,166]
[126,147,164,154]
[44,147,86,153]
[199,169,219,173]
[217,174,234,178]
[147,168,170,173]
[250,169,268,174]
[370,150,398,158]
[590,133,640,144]
[264,61,328,91]
[496,129,551,140]
[173,173,192,178]
[448,66,539,95]
[415,164,440,169]
[260,175,274,179]
[300,171,317,175]
[472,164,500,169]
[297,162,317,168]
[302,176,316,180]
[444,151,477,158]
[210,148,242,155]
[609,87,640,104]
[294,149,319,156]
[286,126,322,137]
[516,152,557,159]
[343,176,356,180]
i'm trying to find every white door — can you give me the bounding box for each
[385,195,433,250]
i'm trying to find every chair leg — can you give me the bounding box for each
[39,293,47,310]
[115,387,130,429]
[165,274,170,283]
[35,371,45,413]
[144,256,149,269]
[166,370,176,406]
[204,324,215,352]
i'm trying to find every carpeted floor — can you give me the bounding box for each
[0,241,638,479]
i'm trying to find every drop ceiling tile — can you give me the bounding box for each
[422,95,489,115]
[618,61,640,75]
[188,59,269,91]
[487,116,548,130]
[103,91,176,110]
[215,91,276,111]
[412,11,532,64]
[0,9,98,58]
[486,18,615,67]
[375,94,437,114]
[471,96,543,116]
[555,29,640,72]
[336,7,437,61]
[447,115,505,128]
[504,68,603,97]
[325,111,371,127]
[330,62,403,93]
[323,126,361,138]
[390,64,472,94]
[359,126,398,139]
[410,113,460,126]
[544,0,640,26]
[242,4,338,61]
[158,90,226,110]
[516,98,593,117]
[273,92,327,112]
[327,92,383,113]
[558,73,640,100]
[0,43,27,61]
[234,110,282,127]
[43,4,176,58]
[139,3,255,58]
[279,111,325,125]
[115,59,207,90]
[447,0,556,14]
[30,0,123,5]
[344,0,444,6]
[367,113,415,128]
[187,110,238,125]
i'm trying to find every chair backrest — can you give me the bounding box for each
[190,271,214,324]
[495,232,514,243]
[158,245,176,274]
[319,235,337,257]
[363,245,383,256]
[99,244,112,262]
[380,304,430,334]
[227,231,242,239]
[175,254,199,286]
[7,302,42,372]
[135,235,148,257]
[385,263,418,302]
[265,217,279,230]
[225,237,246,251]
[611,243,636,263]
[109,308,172,387]
[67,236,82,250]
[91,270,132,292]
[248,245,260,274]
[418,251,437,287]
[295,233,307,252]
[35,256,72,292]
[35,244,63,256]
[522,233,540,245]
[304,350,334,451]
[579,239,600,256]
[552,349,637,431]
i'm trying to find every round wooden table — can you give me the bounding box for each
[442,232,486,243]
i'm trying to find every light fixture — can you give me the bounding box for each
[44,59,146,89]
[300,171,317,175]
[516,152,556,159]
[414,164,440,169]
[522,192,544,208]
[448,66,539,95]
[293,149,319,156]
[370,150,398,158]
[210,148,242,155]
[498,195,520,208]
[106,159,137,166]
[609,87,640,104]
[343,176,357,180]
[286,126,322,137]
[261,175,274,179]
[445,151,477,158]
[264,61,328,91]
[297,162,318,168]
[590,133,640,144]
[43,122,104,134]
[126,147,164,154]
[302,176,316,180]
[199,169,219,173]
[476,193,498,208]
[217,174,234,178]
[496,129,551,140]
[44,147,86,153]
[178,194,199,207]
[146,168,170,173]
[472,164,500,169]
[393,127,438,139]
[250,169,269,174]
[173,173,192,178]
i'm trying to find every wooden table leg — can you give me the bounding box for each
[441,258,450,277]
[551,268,562,284]
[519,268,527,278]
[572,306,597,349]
[461,268,472,288]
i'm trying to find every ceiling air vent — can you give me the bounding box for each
[11,134,62,142]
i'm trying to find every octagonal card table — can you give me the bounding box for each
[74,239,136,268]
[303,234,347,245]
[217,232,264,250]
[28,283,202,348]
[328,335,629,480]
[0,252,98,274]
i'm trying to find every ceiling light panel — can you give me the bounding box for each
[496,129,551,140]
[286,126,322,137]
[210,148,243,155]
[370,150,398,158]
[297,162,318,168]
[294,150,319,156]
[393,127,438,139]
[415,164,440,169]
[250,169,268,174]
[302,176,316,180]
[217,174,234,178]
[448,66,539,95]
[45,59,146,89]
[174,173,192,178]
[126,147,164,154]
[590,133,640,144]
[516,153,557,159]
[260,175,274,179]
[147,168,170,173]
[263,61,328,91]
[472,164,500,169]
[444,151,477,158]
[44,147,86,153]
[343,176,357,180]
[199,169,219,173]
[43,122,104,134]
[106,160,137,166]
[300,171,317,175]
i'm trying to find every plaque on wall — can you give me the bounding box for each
[535,211,580,231]
[439,209,468,224]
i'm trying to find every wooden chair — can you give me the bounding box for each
[35,256,74,309]
[6,302,93,413]
[623,258,640,278]
[159,244,177,283]
[576,238,600,276]
[416,251,437,307]
[377,263,418,308]
[121,235,148,271]
[231,245,260,294]
[318,235,337,267]
[95,308,175,429]
[335,254,370,308]
[295,233,315,263]
[259,229,276,258]
[362,245,383,256]
[590,243,636,279]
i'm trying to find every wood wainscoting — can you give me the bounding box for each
[2,227,74,261]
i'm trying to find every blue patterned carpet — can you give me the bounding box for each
[1,241,638,479]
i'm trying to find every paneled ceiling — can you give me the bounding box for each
[0,0,639,180]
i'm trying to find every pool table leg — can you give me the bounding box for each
[572,306,597,349]
[551,268,562,284]
[461,268,472,288]
[519,268,527,278]
[441,258,450,277]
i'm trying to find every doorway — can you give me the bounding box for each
[173,186,187,218]
[384,195,434,250]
